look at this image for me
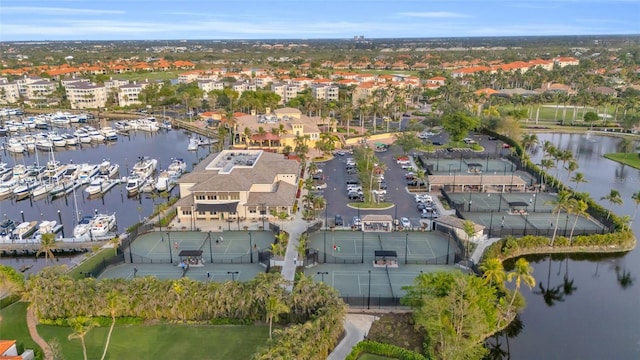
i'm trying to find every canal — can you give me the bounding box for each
[496,133,640,360]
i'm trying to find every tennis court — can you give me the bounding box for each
[129,230,276,264]
[448,192,558,213]
[461,211,605,237]
[307,231,454,266]
[308,263,457,298]
[98,262,266,282]
[426,158,516,174]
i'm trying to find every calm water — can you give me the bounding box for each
[0,127,212,237]
[502,133,640,359]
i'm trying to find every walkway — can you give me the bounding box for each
[327,314,378,360]
[27,306,53,360]
[470,237,502,264]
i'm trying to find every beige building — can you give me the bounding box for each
[233,107,322,152]
[0,79,20,104]
[175,150,300,226]
[65,82,108,110]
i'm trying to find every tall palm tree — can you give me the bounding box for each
[100,290,125,360]
[266,296,290,339]
[565,160,578,183]
[567,199,589,244]
[68,316,98,360]
[631,191,640,227]
[480,258,506,288]
[36,233,57,263]
[601,189,623,219]
[570,172,588,192]
[462,220,476,260]
[506,258,535,316]
[545,190,571,245]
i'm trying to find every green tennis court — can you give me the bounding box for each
[426,158,516,174]
[129,231,276,264]
[307,231,454,265]
[448,192,557,213]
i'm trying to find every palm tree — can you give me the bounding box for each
[506,258,536,316]
[68,316,98,360]
[266,296,290,339]
[462,220,476,260]
[100,290,125,360]
[570,172,588,192]
[567,199,589,244]
[631,191,640,227]
[565,160,578,183]
[545,190,571,246]
[601,189,623,219]
[480,258,506,288]
[521,134,538,153]
[36,233,57,263]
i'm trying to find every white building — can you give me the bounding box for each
[66,82,107,110]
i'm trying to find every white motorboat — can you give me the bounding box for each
[21,135,36,151]
[77,163,100,184]
[13,180,39,200]
[49,132,67,147]
[167,158,186,177]
[132,157,157,178]
[140,178,156,193]
[61,133,77,146]
[88,130,105,142]
[75,130,92,144]
[98,178,119,195]
[73,215,95,239]
[0,219,17,239]
[33,220,63,240]
[90,213,116,237]
[49,179,78,198]
[6,138,25,153]
[187,137,198,151]
[85,176,107,195]
[137,118,159,132]
[35,137,54,151]
[98,161,120,178]
[31,181,56,198]
[12,221,38,241]
[125,174,145,195]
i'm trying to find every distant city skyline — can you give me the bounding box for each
[1,0,638,41]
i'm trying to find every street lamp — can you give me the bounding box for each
[361,230,365,264]
[405,233,409,264]
[324,202,328,263]
[227,271,239,281]
[367,270,372,310]
[488,210,494,238]
[446,233,451,264]
[249,232,253,263]
[524,213,528,235]
[167,232,173,263]
[260,203,266,231]
[317,271,328,282]
[448,163,454,175]
[533,193,537,213]
[564,215,569,237]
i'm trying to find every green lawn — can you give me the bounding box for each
[38,323,269,360]
[67,248,115,280]
[603,153,640,170]
[0,302,42,357]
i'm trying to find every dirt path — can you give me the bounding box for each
[26,306,53,360]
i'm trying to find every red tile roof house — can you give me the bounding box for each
[0,340,35,359]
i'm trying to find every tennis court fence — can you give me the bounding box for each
[340,296,404,309]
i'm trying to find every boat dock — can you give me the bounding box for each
[0,234,116,251]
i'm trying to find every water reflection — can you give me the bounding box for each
[483,315,524,360]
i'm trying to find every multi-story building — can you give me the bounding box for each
[25,80,57,102]
[65,82,107,109]
[175,149,299,224]
[311,84,339,102]
[232,82,258,96]
[0,78,20,104]
[271,83,301,104]
[117,80,154,107]
[199,80,224,93]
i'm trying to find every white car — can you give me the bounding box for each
[372,189,387,195]
[415,194,433,203]
[353,216,361,227]
[401,217,411,228]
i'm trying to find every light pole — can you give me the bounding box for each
[405,233,409,264]
[564,215,569,237]
[448,163,453,175]
[361,230,365,264]
[227,271,239,281]
[524,213,528,235]
[167,232,173,263]
[324,202,328,263]
[249,232,253,263]
[260,203,266,231]
[489,210,494,238]
[533,193,537,213]
[468,200,472,212]
[503,163,507,175]
[367,270,372,310]
[317,271,328,282]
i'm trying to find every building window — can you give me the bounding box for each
[207,195,216,200]
[196,195,205,200]
[249,209,257,214]
[182,210,192,215]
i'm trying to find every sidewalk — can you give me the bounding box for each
[327,314,378,360]
[470,237,502,264]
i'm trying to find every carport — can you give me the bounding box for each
[507,201,529,215]
[362,214,393,232]
[373,250,398,268]
[467,163,482,174]
[426,174,527,192]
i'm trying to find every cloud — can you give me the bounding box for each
[0,6,124,16]
[397,11,470,18]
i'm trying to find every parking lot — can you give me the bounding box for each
[315,148,431,230]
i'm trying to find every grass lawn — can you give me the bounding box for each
[349,202,394,209]
[0,302,42,357]
[67,248,115,280]
[38,323,269,360]
[603,153,640,170]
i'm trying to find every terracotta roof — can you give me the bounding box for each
[0,340,15,355]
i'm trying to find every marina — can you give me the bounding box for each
[0,117,214,243]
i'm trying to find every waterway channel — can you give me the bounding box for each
[497,133,640,360]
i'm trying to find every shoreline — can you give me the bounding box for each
[488,238,637,263]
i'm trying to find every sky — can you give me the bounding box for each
[0,0,639,41]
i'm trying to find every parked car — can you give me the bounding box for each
[401,217,411,228]
[420,208,439,219]
[353,216,361,227]
[334,214,344,226]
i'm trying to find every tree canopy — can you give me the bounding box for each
[441,111,480,142]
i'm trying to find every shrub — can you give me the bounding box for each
[345,341,427,360]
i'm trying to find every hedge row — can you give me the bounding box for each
[345,340,428,360]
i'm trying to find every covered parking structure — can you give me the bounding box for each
[426,174,527,193]
[362,214,393,232]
